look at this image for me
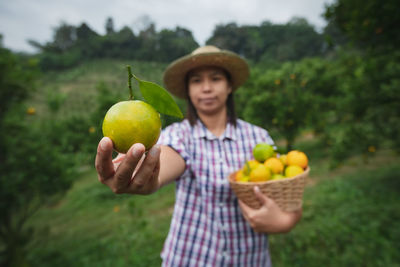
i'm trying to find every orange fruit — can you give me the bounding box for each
[102,100,161,153]
[285,165,304,178]
[264,157,284,174]
[249,164,271,182]
[287,150,308,169]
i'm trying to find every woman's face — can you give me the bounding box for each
[187,66,232,116]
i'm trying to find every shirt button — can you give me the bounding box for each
[219,202,224,207]
[219,158,224,164]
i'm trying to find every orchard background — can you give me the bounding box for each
[1,0,399,266]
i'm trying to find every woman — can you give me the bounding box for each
[95,46,302,266]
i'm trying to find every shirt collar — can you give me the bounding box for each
[192,119,237,141]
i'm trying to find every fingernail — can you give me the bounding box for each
[132,144,142,157]
[150,145,160,156]
[100,137,108,150]
[254,186,260,193]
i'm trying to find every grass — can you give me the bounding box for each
[269,163,400,267]
[27,169,175,267]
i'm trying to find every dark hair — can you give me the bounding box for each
[185,68,237,127]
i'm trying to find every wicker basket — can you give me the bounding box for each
[228,167,310,212]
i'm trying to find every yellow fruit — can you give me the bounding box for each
[235,170,250,182]
[26,107,36,115]
[285,165,304,178]
[249,164,271,182]
[287,150,308,169]
[272,174,286,180]
[264,157,284,174]
[102,100,161,153]
[253,143,274,163]
[279,154,288,166]
[242,160,260,175]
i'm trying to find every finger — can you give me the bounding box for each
[95,137,115,182]
[112,153,126,169]
[238,200,252,221]
[130,145,161,189]
[113,143,146,193]
[112,153,125,164]
[254,186,268,206]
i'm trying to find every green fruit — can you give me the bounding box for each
[102,100,161,153]
[253,143,274,163]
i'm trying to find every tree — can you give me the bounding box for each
[325,0,400,52]
[157,27,198,62]
[0,46,76,266]
[105,17,115,35]
[321,0,400,161]
[52,22,77,52]
[76,22,99,41]
[206,18,325,63]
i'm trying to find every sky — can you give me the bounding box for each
[0,0,334,53]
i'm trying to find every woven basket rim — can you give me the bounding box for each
[228,166,310,185]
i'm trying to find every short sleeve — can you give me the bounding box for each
[157,122,191,171]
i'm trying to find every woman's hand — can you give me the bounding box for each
[95,137,161,195]
[239,186,302,234]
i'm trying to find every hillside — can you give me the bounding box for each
[29,59,170,119]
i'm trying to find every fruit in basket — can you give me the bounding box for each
[279,154,288,166]
[249,164,271,182]
[242,160,260,175]
[253,143,274,163]
[234,142,309,183]
[272,174,286,180]
[285,165,304,177]
[264,157,284,174]
[236,170,250,182]
[287,150,308,169]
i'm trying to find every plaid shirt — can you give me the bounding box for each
[158,119,274,267]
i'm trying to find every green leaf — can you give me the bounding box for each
[133,75,183,119]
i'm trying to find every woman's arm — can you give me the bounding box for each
[95,137,185,195]
[239,186,302,233]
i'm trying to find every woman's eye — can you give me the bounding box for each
[190,79,201,83]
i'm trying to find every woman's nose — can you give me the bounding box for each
[201,79,212,92]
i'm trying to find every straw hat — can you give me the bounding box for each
[163,45,250,99]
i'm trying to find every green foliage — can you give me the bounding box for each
[0,47,77,266]
[325,0,400,51]
[237,58,338,151]
[269,164,400,266]
[321,50,400,163]
[207,18,325,64]
[0,47,37,121]
[132,71,183,119]
[31,20,199,70]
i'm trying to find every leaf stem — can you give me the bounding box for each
[126,65,134,100]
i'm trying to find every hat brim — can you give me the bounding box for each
[163,50,250,99]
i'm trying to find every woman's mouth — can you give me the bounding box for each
[199,97,216,104]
